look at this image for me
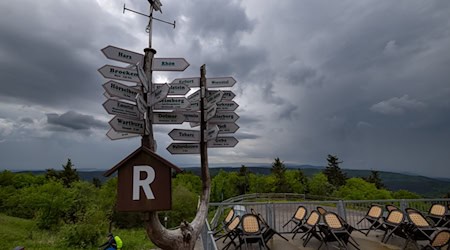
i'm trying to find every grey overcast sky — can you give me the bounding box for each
[1,0,450,178]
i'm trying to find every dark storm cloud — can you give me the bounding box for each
[46,111,106,131]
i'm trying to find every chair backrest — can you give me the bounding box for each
[429,229,450,248]
[294,206,307,221]
[241,214,262,235]
[386,209,405,225]
[367,204,383,219]
[226,215,241,231]
[317,206,327,215]
[306,210,321,227]
[324,212,345,230]
[224,208,235,225]
[406,210,431,228]
[386,204,400,212]
[429,204,447,217]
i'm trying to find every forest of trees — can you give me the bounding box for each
[0,156,424,248]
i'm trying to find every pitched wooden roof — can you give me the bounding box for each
[103,146,183,177]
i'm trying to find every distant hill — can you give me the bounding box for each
[17,166,450,198]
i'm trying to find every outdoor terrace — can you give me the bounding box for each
[199,194,450,250]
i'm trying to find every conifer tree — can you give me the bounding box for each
[322,154,347,188]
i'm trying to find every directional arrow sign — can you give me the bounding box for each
[135,94,147,114]
[103,99,142,119]
[210,122,240,134]
[169,129,200,141]
[98,65,140,83]
[103,80,141,102]
[109,116,144,134]
[101,45,144,65]
[106,128,140,140]
[148,83,169,106]
[209,112,239,123]
[216,101,239,111]
[152,58,190,71]
[206,125,220,141]
[153,97,190,110]
[208,90,235,101]
[208,136,239,148]
[205,105,218,121]
[205,90,223,109]
[154,83,190,95]
[207,77,236,88]
[183,112,200,122]
[153,112,185,124]
[187,90,201,104]
[167,143,200,154]
[171,77,200,87]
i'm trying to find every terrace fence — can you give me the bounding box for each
[199,193,450,250]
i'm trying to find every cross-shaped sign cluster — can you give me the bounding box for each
[98,45,239,154]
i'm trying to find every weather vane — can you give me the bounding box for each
[123,1,176,33]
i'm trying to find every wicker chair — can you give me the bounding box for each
[405,209,437,249]
[379,209,408,243]
[212,208,235,236]
[320,211,360,250]
[357,203,384,236]
[240,214,268,250]
[421,229,450,250]
[282,205,307,233]
[215,215,241,250]
[426,204,448,227]
[292,210,322,247]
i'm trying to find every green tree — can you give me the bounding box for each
[270,157,290,193]
[285,169,308,194]
[210,170,240,201]
[363,170,386,189]
[308,172,335,197]
[237,165,250,195]
[334,178,392,200]
[392,189,421,199]
[323,154,347,188]
[45,159,80,188]
[248,174,277,193]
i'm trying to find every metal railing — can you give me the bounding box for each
[199,195,450,250]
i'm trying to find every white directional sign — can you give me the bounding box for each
[103,81,141,102]
[109,116,144,134]
[216,101,239,111]
[210,122,240,134]
[206,125,220,141]
[171,77,200,87]
[148,83,169,106]
[169,129,200,141]
[101,45,144,65]
[153,97,190,110]
[135,94,147,114]
[167,143,200,154]
[207,77,236,88]
[103,99,142,119]
[167,136,238,154]
[208,90,235,101]
[187,90,201,104]
[205,105,218,121]
[208,136,239,148]
[183,112,200,122]
[103,92,119,100]
[205,90,223,109]
[106,128,140,140]
[169,126,219,142]
[98,65,140,83]
[152,112,185,124]
[209,112,239,123]
[152,58,190,71]
[154,83,190,95]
